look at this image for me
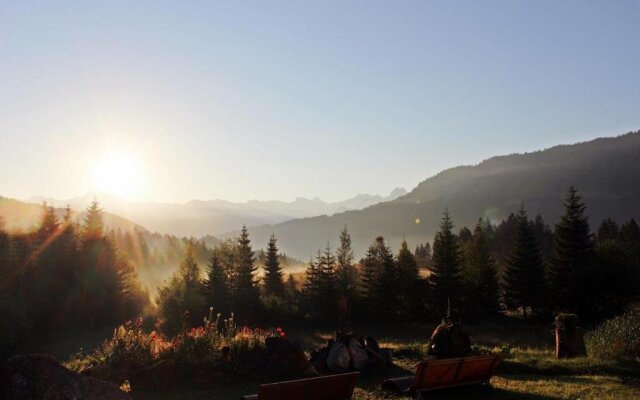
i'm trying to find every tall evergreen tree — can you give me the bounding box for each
[79,199,120,328]
[284,274,298,310]
[204,249,231,315]
[157,246,204,334]
[360,236,396,318]
[302,253,322,317]
[597,218,619,243]
[318,244,337,320]
[396,239,421,317]
[502,207,546,318]
[428,210,462,317]
[233,225,260,321]
[463,221,500,317]
[263,234,285,297]
[336,227,358,299]
[83,199,104,240]
[335,228,357,327]
[548,187,594,314]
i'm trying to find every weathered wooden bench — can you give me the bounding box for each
[381,354,502,396]
[241,371,359,400]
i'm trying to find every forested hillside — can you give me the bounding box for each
[242,131,640,260]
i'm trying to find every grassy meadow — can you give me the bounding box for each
[60,317,638,400]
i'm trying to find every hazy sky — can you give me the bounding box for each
[1,1,639,203]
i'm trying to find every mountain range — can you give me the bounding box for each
[235,131,640,260]
[4,131,640,262]
[0,196,145,234]
[25,188,408,237]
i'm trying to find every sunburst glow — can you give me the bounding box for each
[92,152,141,199]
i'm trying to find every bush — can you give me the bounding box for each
[585,311,640,360]
[67,314,279,382]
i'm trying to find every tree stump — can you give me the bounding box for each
[555,314,587,358]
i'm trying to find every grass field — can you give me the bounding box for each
[56,318,639,400]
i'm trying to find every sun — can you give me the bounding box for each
[91,152,141,199]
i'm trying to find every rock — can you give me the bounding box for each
[427,322,471,358]
[326,342,350,373]
[347,339,369,371]
[264,337,317,379]
[1,354,132,400]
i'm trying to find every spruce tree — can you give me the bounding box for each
[318,244,337,320]
[336,227,358,299]
[83,199,104,240]
[503,207,546,318]
[463,221,500,317]
[263,234,285,297]
[302,253,322,317]
[204,249,231,314]
[233,225,260,321]
[157,247,204,334]
[548,187,594,314]
[597,218,619,243]
[285,274,298,309]
[396,239,420,317]
[428,210,462,317]
[360,245,378,300]
[79,199,120,328]
[335,227,358,328]
[360,236,396,318]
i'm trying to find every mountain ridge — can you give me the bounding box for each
[25,188,408,237]
[233,131,640,259]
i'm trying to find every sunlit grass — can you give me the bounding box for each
[124,319,640,400]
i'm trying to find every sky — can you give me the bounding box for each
[1,1,639,203]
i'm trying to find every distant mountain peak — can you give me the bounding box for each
[389,187,408,198]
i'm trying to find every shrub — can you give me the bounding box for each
[67,314,280,382]
[585,311,640,360]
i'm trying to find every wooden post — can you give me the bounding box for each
[555,314,587,358]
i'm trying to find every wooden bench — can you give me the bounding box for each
[241,371,359,400]
[382,354,502,396]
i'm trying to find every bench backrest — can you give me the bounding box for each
[257,372,359,400]
[411,354,502,391]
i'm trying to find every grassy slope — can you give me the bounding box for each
[109,318,638,400]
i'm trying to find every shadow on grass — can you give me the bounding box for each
[416,385,562,400]
[500,358,640,377]
[353,384,562,400]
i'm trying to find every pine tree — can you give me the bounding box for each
[204,249,231,314]
[336,227,358,298]
[78,199,120,328]
[428,210,462,317]
[360,245,378,300]
[263,234,285,297]
[285,274,298,309]
[548,187,594,314]
[302,253,322,317]
[116,257,148,319]
[319,244,337,320]
[396,239,420,317]
[233,225,260,322]
[597,218,619,243]
[157,246,204,334]
[37,202,59,243]
[503,207,546,318]
[359,236,396,318]
[463,221,500,317]
[83,199,104,240]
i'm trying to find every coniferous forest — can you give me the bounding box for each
[2,187,638,361]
